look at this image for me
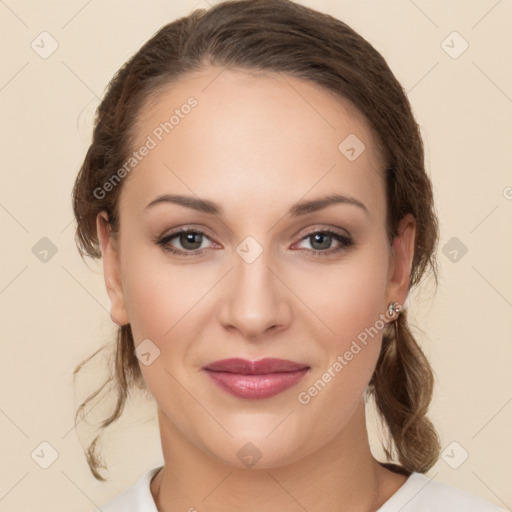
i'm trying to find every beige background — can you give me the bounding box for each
[1,0,511,510]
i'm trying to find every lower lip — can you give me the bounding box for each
[204,368,310,399]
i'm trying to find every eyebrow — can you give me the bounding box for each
[144,193,369,217]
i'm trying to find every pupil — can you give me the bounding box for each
[182,232,202,249]
[312,233,331,250]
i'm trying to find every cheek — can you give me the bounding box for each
[121,252,209,410]
[121,248,211,340]
[120,249,219,395]
[122,234,390,353]
[295,246,390,347]
[292,244,390,406]
[293,253,390,437]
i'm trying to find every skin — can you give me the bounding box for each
[96,66,415,512]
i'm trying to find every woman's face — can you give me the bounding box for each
[97,67,415,468]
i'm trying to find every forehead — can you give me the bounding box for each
[121,67,386,220]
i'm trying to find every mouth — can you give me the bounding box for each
[202,358,310,399]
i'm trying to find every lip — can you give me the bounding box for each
[203,357,308,374]
[203,358,310,399]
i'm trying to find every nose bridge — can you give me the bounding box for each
[218,239,291,337]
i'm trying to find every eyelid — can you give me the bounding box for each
[156,224,216,243]
[156,223,354,258]
[157,224,351,244]
[295,224,352,240]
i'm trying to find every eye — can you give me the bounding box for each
[157,228,214,256]
[292,229,354,256]
[156,227,354,258]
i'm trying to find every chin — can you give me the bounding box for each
[202,432,312,471]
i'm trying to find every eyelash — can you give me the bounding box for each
[156,227,354,258]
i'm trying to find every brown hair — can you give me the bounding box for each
[72,0,441,481]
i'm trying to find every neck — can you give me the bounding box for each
[150,401,408,512]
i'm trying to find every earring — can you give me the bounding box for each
[387,301,402,319]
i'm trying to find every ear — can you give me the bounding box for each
[96,211,129,326]
[385,213,416,311]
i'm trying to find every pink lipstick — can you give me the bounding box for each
[202,358,310,399]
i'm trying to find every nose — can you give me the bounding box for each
[217,247,293,341]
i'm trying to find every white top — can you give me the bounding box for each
[97,465,507,512]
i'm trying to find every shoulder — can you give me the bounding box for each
[94,466,162,512]
[378,472,508,512]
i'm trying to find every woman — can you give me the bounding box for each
[71,1,506,510]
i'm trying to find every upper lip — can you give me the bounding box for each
[203,358,309,375]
